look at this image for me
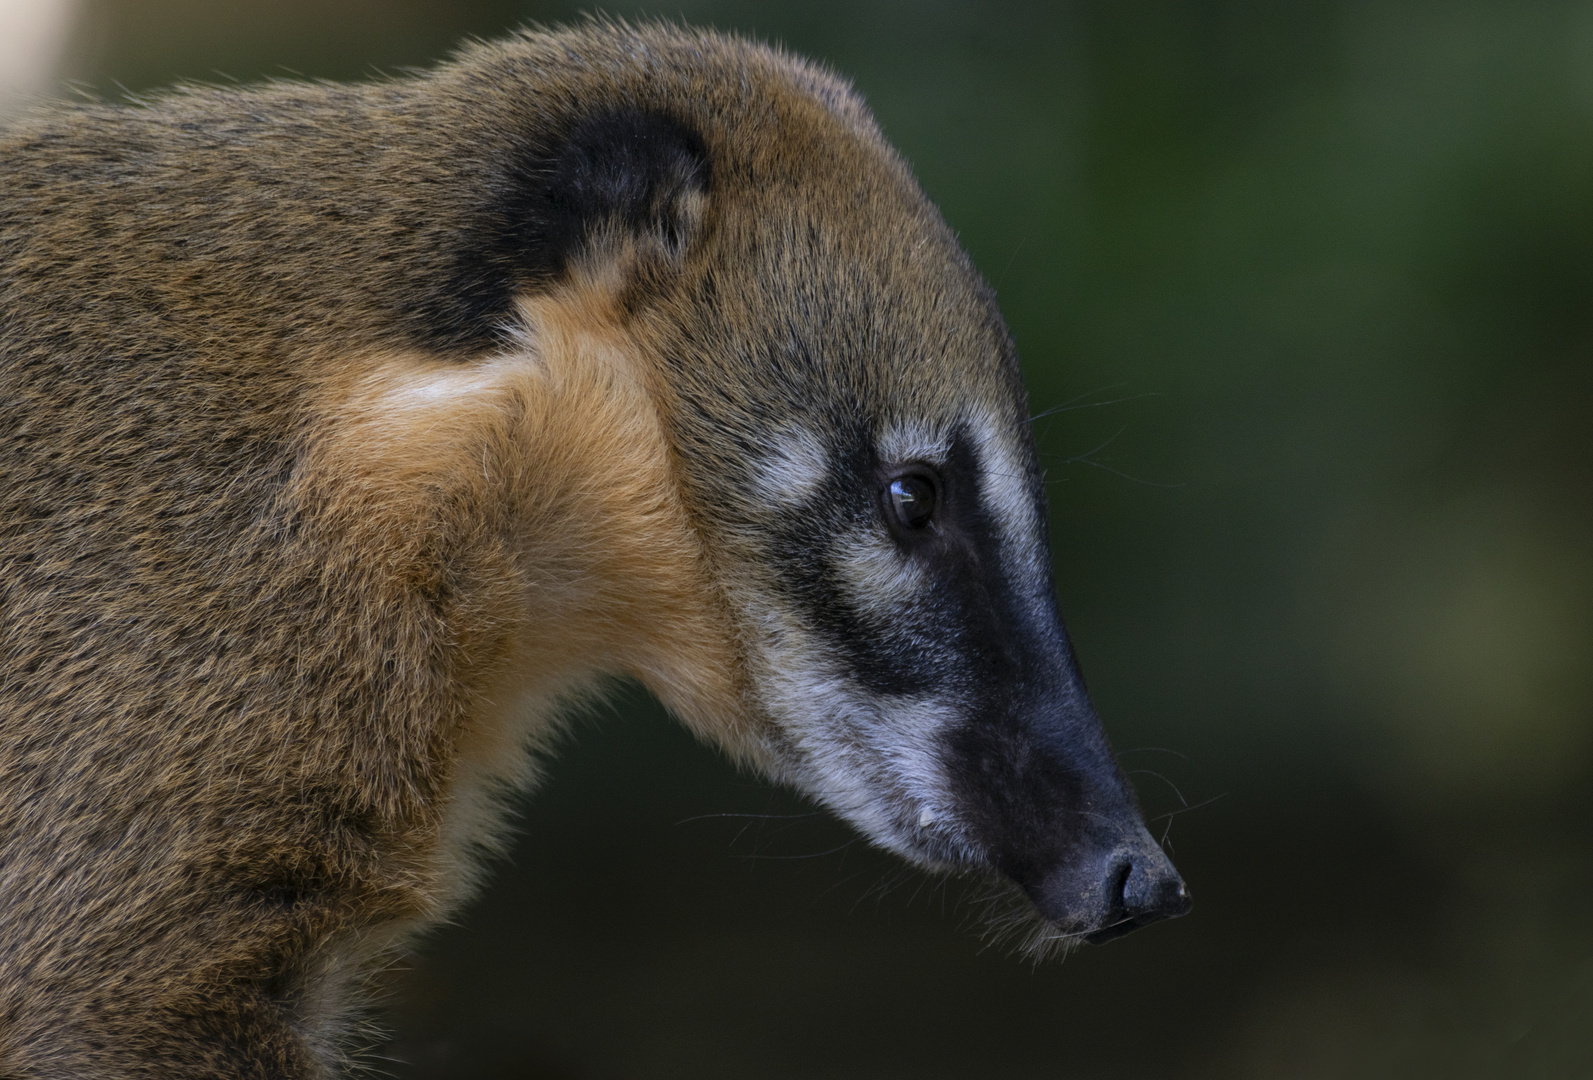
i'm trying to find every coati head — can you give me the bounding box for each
[450,28,1190,951]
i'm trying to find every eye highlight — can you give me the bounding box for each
[885,470,938,533]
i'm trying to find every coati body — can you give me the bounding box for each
[0,22,1188,1076]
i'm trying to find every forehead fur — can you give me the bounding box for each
[466,32,1030,484]
[451,24,1029,515]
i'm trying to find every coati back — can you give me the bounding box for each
[0,22,1188,1076]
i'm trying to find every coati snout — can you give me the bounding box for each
[0,21,1186,1074]
[740,415,1190,949]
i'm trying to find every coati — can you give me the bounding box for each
[0,21,1189,1076]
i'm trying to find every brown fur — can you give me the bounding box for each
[0,20,1098,1075]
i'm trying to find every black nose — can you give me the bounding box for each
[1085,849,1191,944]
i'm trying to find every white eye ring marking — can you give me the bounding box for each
[755,426,829,508]
[878,422,951,468]
[835,526,928,615]
[965,409,1052,625]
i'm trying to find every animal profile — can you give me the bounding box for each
[0,21,1188,1075]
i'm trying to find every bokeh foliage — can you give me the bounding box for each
[49,0,1593,1075]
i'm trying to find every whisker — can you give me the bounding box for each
[816,866,877,900]
[1064,455,1183,489]
[1148,792,1226,825]
[1125,768,1189,808]
[738,838,860,861]
[995,236,1028,290]
[672,811,824,827]
[1028,382,1132,420]
[1028,389,1162,424]
[1119,746,1189,760]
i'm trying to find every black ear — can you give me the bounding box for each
[419,107,712,352]
[536,108,712,273]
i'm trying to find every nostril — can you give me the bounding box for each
[1077,850,1189,945]
[1122,854,1192,922]
[1108,858,1134,916]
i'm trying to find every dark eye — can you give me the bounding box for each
[886,471,938,532]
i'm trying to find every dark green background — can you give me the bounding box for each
[50,1,1593,1075]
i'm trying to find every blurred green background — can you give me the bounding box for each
[29,0,1593,1075]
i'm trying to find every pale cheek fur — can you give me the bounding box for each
[743,412,1047,860]
[745,600,972,864]
[834,526,928,617]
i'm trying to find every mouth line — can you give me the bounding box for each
[1078,898,1191,945]
[1081,917,1149,945]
